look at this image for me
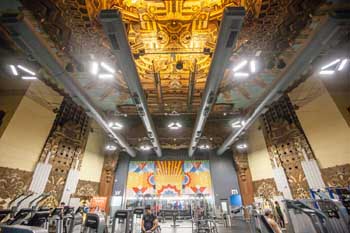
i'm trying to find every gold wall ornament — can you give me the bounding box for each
[75,180,100,198]
[0,167,32,210]
[321,164,350,187]
[253,178,281,200]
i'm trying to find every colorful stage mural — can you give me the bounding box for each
[126,160,212,198]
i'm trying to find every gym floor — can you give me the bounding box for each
[159,219,251,233]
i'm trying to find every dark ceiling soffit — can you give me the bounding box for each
[0,5,136,157]
[217,11,350,155]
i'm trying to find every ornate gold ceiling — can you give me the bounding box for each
[19,0,322,115]
[87,0,242,112]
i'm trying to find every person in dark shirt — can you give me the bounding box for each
[274,201,285,228]
[141,205,159,233]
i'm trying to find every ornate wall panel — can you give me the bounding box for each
[0,167,32,209]
[99,152,119,213]
[321,164,350,187]
[232,148,254,205]
[39,98,90,206]
[253,178,280,199]
[261,95,316,199]
[74,180,100,205]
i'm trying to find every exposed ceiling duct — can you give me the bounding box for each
[0,6,137,157]
[100,10,162,157]
[217,11,350,155]
[188,7,245,157]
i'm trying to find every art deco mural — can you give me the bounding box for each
[126,160,212,198]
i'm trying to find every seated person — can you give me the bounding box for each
[264,209,282,233]
[142,205,159,233]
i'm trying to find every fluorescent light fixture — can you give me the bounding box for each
[233,60,247,72]
[236,143,248,150]
[17,65,36,76]
[9,65,18,76]
[168,122,182,130]
[321,59,340,70]
[21,76,37,80]
[250,60,256,73]
[98,74,114,79]
[91,61,99,75]
[319,70,335,75]
[234,72,249,78]
[106,144,117,151]
[140,145,152,151]
[100,62,115,74]
[231,120,245,128]
[198,144,210,149]
[338,59,348,71]
[108,122,123,130]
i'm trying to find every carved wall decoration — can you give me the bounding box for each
[261,95,316,199]
[99,151,119,213]
[232,148,254,206]
[38,98,90,206]
[253,178,281,199]
[75,180,100,198]
[0,167,32,209]
[321,164,350,188]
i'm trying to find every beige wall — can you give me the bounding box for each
[292,87,350,168]
[247,121,274,181]
[79,126,105,182]
[0,94,24,137]
[0,96,56,171]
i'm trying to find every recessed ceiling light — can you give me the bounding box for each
[319,70,335,75]
[321,59,340,70]
[106,144,117,151]
[21,76,37,80]
[168,122,182,130]
[108,122,123,130]
[338,59,348,71]
[233,60,248,72]
[199,144,210,149]
[100,62,115,74]
[98,74,114,79]
[9,65,18,76]
[250,60,256,73]
[231,120,245,128]
[234,72,249,78]
[17,65,36,76]
[236,143,248,150]
[91,61,99,75]
[140,145,152,151]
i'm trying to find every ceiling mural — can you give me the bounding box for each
[20,0,322,115]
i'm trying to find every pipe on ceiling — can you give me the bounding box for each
[1,9,137,157]
[187,60,197,112]
[99,10,162,157]
[188,7,245,157]
[152,61,164,112]
[217,12,350,155]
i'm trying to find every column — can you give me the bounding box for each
[99,151,119,214]
[232,147,254,206]
[261,95,325,199]
[30,97,90,207]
